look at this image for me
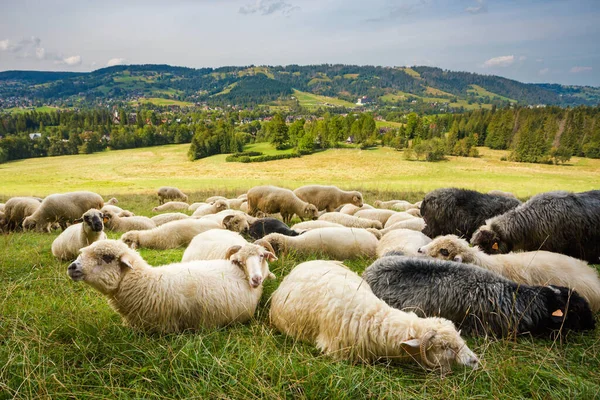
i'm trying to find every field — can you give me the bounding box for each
[131,98,194,107]
[3,106,63,114]
[292,90,357,110]
[1,144,600,398]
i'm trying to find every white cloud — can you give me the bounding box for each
[570,66,592,73]
[465,0,487,14]
[539,68,549,75]
[62,55,82,66]
[239,0,300,16]
[35,47,45,59]
[483,55,515,68]
[106,57,126,67]
[0,39,9,50]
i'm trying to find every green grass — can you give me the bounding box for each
[399,67,421,78]
[467,85,517,103]
[381,91,493,110]
[293,89,356,109]
[132,98,194,107]
[1,192,599,399]
[3,106,63,114]
[376,120,405,128]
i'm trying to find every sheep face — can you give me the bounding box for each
[121,232,140,249]
[544,286,595,333]
[303,204,319,220]
[107,198,118,205]
[352,193,363,207]
[374,200,382,208]
[76,209,104,233]
[226,244,277,288]
[223,215,249,233]
[471,227,510,254]
[102,210,116,229]
[214,200,229,213]
[22,216,37,231]
[67,240,134,295]
[418,235,470,263]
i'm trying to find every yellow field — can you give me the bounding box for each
[1,144,598,198]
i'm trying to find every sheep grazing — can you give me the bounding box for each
[4,197,42,231]
[374,200,414,211]
[353,209,396,226]
[152,201,190,212]
[23,191,104,232]
[67,239,277,333]
[247,218,299,240]
[150,212,189,226]
[101,204,134,217]
[363,256,595,338]
[260,227,378,260]
[106,197,119,205]
[191,199,229,218]
[270,260,479,371]
[318,212,382,229]
[377,229,432,257]
[471,190,600,264]
[380,218,426,235]
[420,188,521,239]
[103,209,156,232]
[157,186,188,205]
[338,203,374,215]
[51,209,107,261]
[247,185,319,224]
[293,185,363,212]
[121,218,221,250]
[291,220,344,232]
[418,234,600,312]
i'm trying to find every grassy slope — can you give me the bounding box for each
[132,98,194,107]
[1,145,599,198]
[468,84,517,103]
[293,89,356,109]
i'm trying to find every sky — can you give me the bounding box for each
[0,0,599,86]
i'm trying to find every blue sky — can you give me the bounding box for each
[0,0,598,86]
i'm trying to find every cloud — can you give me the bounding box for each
[0,36,81,67]
[570,66,592,73]
[106,58,126,67]
[483,55,515,68]
[62,55,82,66]
[539,68,549,75]
[239,0,300,16]
[465,0,488,14]
[35,47,45,60]
[0,39,9,51]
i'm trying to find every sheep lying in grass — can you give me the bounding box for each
[405,208,421,218]
[106,198,119,205]
[471,190,600,263]
[384,212,422,228]
[260,227,378,260]
[150,212,189,226]
[121,218,221,250]
[0,203,4,212]
[23,191,104,232]
[198,211,251,233]
[101,204,134,218]
[293,185,363,212]
[182,229,248,261]
[363,256,595,337]
[377,229,432,257]
[206,195,227,203]
[103,210,156,232]
[191,200,229,217]
[338,203,374,215]
[247,218,299,240]
[319,212,382,229]
[226,198,246,210]
[67,239,277,333]
[291,220,344,233]
[270,260,479,371]
[421,188,521,239]
[374,200,415,211]
[418,234,600,312]
[354,209,397,226]
[380,218,426,235]
[4,197,42,231]
[188,202,207,212]
[152,201,190,212]
[157,186,188,205]
[247,185,319,224]
[51,209,107,261]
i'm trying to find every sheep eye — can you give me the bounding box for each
[440,249,449,257]
[101,254,115,264]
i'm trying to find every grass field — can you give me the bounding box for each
[292,90,356,109]
[1,144,600,398]
[132,98,195,107]
[3,106,63,114]
[467,85,517,103]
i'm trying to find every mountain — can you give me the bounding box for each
[1,64,598,111]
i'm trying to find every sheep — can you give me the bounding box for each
[374,200,414,211]
[377,229,432,257]
[182,229,248,261]
[293,185,363,212]
[239,201,249,213]
[354,209,397,226]
[471,190,600,264]
[206,195,227,203]
[247,185,319,224]
[421,188,521,239]
[103,209,155,232]
[0,211,7,233]
[418,234,600,312]
[318,212,383,230]
[157,186,188,205]
[67,239,277,333]
[0,203,5,213]
[260,227,378,260]
[291,220,344,232]
[363,256,595,338]
[405,208,421,218]
[106,197,119,205]
[270,260,479,371]
[191,199,229,218]
[200,210,254,229]
[152,201,190,212]
[226,198,246,210]
[413,201,422,208]
[121,218,221,250]
[4,197,42,231]
[150,212,189,226]
[23,191,104,232]
[380,218,426,235]
[384,212,418,228]
[247,217,299,240]
[338,203,374,215]
[188,202,207,212]
[51,209,107,261]
[237,193,248,201]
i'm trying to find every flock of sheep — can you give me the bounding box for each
[1,185,599,373]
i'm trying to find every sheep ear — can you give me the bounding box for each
[222,215,235,227]
[225,245,242,260]
[119,254,134,269]
[453,255,463,263]
[103,216,110,223]
[264,251,277,262]
[551,309,564,318]
[492,242,499,251]
[74,218,83,224]
[267,272,277,280]
[401,338,421,348]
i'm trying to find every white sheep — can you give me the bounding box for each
[318,212,383,229]
[338,203,374,215]
[4,197,41,231]
[150,212,189,226]
[384,212,422,228]
[418,234,600,312]
[354,209,397,226]
[376,229,432,258]
[374,200,415,211]
[106,197,119,205]
[293,185,363,212]
[260,227,379,260]
[67,239,277,333]
[121,218,222,250]
[0,202,4,213]
[23,191,104,232]
[206,195,227,203]
[247,185,319,224]
[157,186,188,205]
[291,220,344,233]
[103,209,156,232]
[181,229,265,262]
[188,202,208,212]
[379,218,426,235]
[226,198,246,210]
[239,201,249,213]
[191,199,229,217]
[152,201,190,212]
[51,209,107,261]
[270,260,479,371]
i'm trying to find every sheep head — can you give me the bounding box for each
[223,214,249,233]
[471,226,509,255]
[374,200,382,208]
[351,192,363,207]
[256,234,286,255]
[67,239,137,295]
[102,210,117,229]
[226,243,277,289]
[418,235,473,263]
[214,200,229,212]
[121,231,141,249]
[75,209,104,233]
[22,216,37,231]
[303,204,319,220]
[543,286,595,334]
[107,197,119,205]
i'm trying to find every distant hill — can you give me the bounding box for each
[1,64,598,111]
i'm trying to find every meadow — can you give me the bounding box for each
[1,145,599,399]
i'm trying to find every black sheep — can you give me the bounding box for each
[247,218,299,240]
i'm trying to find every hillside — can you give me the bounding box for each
[1,64,599,112]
